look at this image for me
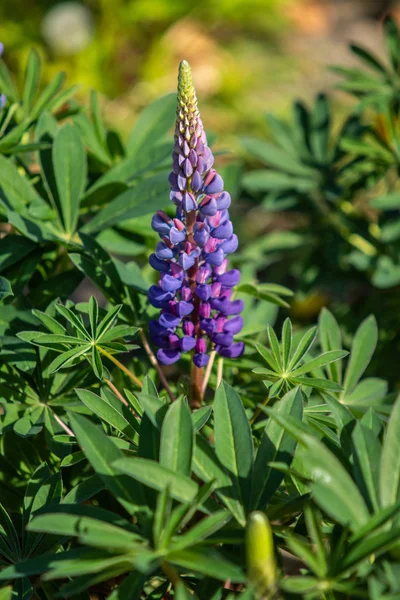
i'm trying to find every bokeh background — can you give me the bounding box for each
[0,0,397,140]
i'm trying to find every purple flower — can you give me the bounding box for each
[148,60,244,366]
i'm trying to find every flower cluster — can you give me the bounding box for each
[148,60,244,367]
[0,43,6,110]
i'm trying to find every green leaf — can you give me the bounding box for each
[81,173,170,234]
[0,235,36,273]
[281,318,292,370]
[167,548,244,583]
[48,345,90,373]
[241,136,314,177]
[352,421,381,512]
[114,457,199,504]
[0,504,20,560]
[310,93,330,162]
[29,511,143,552]
[192,406,212,431]
[236,282,290,308]
[253,387,303,509]
[96,304,122,340]
[170,511,232,551]
[193,435,245,524]
[32,309,66,335]
[75,389,137,442]
[0,155,40,212]
[88,296,98,339]
[0,587,12,600]
[0,277,12,301]
[380,395,400,508]
[214,381,254,513]
[350,44,387,74]
[127,93,175,157]
[265,407,370,530]
[290,350,348,377]
[160,398,193,476]
[31,71,65,120]
[343,316,378,395]
[53,123,87,233]
[92,345,103,379]
[384,15,400,72]
[370,192,400,210]
[55,303,90,339]
[108,571,146,600]
[22,49,40,114]
[68,413,145,514]
[318,308,343,383]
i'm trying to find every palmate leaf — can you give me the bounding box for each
[254,319,347,395]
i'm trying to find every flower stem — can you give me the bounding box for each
[104,378,128,406]
[201,349,216,398]
[161,561,182,589]
[139,329,176,402]
[191,363,203,409]
[216,357,224,388]
[98,347,143,389]
[53,412,75,437]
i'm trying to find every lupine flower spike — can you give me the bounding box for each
[0,43,6,110]
[148,60,244,400]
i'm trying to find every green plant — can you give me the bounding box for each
[0,31,400,600]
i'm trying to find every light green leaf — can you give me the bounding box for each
[53,123,87,233]
[343,316,378,395]
[22,49,40,114]
[380,395,400,508]
[290,350,348,377]
[127,93,175,157]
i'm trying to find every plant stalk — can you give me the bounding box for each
[104,378,128,406]
[98,347,143,389]
[139,329,176,402]
[201,349,216,397]
[53,412,75,437]
[191,363,203,409]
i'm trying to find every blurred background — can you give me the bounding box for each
[0,0,398,140]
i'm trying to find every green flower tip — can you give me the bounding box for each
[178,59,197,107]
[246,511,277,595]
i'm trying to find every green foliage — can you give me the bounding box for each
[1,22,400,600]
